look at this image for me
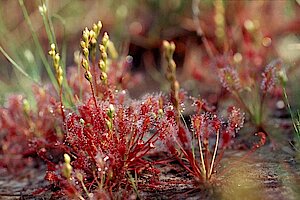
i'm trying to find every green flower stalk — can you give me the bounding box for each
[80,21,103,108]
[49,43,65,121]
[99,32,110,85]
[163,40,180,123]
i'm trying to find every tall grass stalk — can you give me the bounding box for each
[0,46,40,85]
[283,87,300,144]
[18,0,58,91]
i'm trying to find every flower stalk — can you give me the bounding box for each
[49,43,65,122]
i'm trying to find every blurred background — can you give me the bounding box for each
[0,0,300,105]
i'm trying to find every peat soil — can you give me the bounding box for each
[0,143,299,200]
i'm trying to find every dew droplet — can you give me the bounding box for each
[103,156,109,162]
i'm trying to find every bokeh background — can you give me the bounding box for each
[0,0,300,105]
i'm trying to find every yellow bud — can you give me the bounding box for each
[23,99,30,114]
[48,50,54,56]
[64,153,71,164]
[62,163,72,179]
[82,59,89,70]
[85,71,92,82]
[89,30,96,39]
[91,38,97,45]
[80,41,86,49]
[244,19,255,32]
[54,53,60,64]
[93,23,98,33]
[97,21,102,30]
[99,44,105,53]
[106,119,113,130]
[83,28,89,42]
[163,40,170,50]
[100,71,107,83]
[277,69,288,87]
[73,51,81,65]
[158,109,163,117]
[57,74,63,86]
[57,67,63,76]
[107,104,115,119]
[173,80,180,92]
[169,60,176,73]
[50,43,56,51]
[99,60,106,71]
[39,4,47,15]
[80,118,85,125]
[76,172,83,182]
[169,42,176,53]
[83,47,89,58]
[102,32,109,46]
[101,52,107,61]
[107,41,118,59]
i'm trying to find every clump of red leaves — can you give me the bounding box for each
[165,97,266,184]
[36,88,179,198]
[0,85,63,172]
[217,58,284,132]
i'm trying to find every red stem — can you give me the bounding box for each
[92,60,98,96]
[89,83,98,109]
[59,87,66,122]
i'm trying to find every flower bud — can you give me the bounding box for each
[107,104,115,119]
[85,71,93,82]
[99,60,106,71]
[100,72,108,83]
[23,99,30,115]
[83,47,89,58]
[82,59,89,70]
[102,32,109,47]
[277,69,288,87]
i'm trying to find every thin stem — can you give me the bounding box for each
[59,87,66,122]
[192,0,214,58]
[283,87,300,140]
[18,0,58,91]
[204,139,209,180]
[79,178,90,199]
[127,172,141,199]
[208,129,219,179]
[234,91,253,120]
[90,82,98,109]
[40,0,56,45]
[173,142,201,178]
[52,14,74,105]
[198,134,206,177]
[258,90,267,127]
[0,46,39,85]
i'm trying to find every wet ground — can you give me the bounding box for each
[0,144,299,200]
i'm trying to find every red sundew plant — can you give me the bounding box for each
[182,1,296,121]
[0,85,63,172]
[188,1,288,134]
[47,93,177,198]
[217,59,284,133]
[166,101,266,184]
[34,24,181,199]
[161,40,266,185]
